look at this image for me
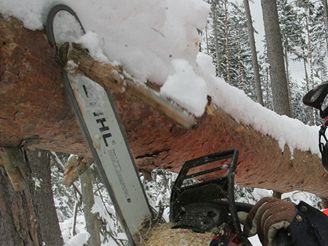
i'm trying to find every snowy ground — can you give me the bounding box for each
[60,216,90,246]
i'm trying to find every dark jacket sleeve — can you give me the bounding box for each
[289,201,328,246]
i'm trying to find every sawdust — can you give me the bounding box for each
[143,223,212,246]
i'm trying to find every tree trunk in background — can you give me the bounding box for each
[204,23,210,54]
[80,168,101,246]
[304,57,310,93]
[283,38,292,117]
[243,0,264,106]
[211,0,221,76]
[26,150,63,246]
[0,151,41,246]
[261,0,292,198]
[261,0,291,116]
[303,57,316,125]
[224,0,231,83]
[265,67,271,107]
[322,0,328,51]
[237,33,244,88]
[303,6,315,127]
[305,12,317,125]
[305,11,314,87]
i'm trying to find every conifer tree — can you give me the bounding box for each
[261,0,292,117]
[244,0,264,105]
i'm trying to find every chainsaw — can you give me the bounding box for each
[169,149,252,245]
[169,150,292,245]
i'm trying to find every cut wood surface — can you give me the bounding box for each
[1,17,328,197]
[143,223,212,246]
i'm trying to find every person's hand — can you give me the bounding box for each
[244,197,296,246]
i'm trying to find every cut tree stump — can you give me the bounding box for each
[1,16,328,197]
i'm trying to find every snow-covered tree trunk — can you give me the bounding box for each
[26,150,63,246]
[261,0,291,117]
[243,0,264,106]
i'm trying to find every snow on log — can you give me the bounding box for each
[61,43,197,129]
[1,17,328,197]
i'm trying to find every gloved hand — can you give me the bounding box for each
[244,197,297,246]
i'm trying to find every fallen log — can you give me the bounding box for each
[1,16,328,197]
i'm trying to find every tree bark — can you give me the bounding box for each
[204,23,210,55]
[1,16,328,198]
[261,0,292,199]
[261,0,291,116]
[243,0,264,105]
[80,168,101,246]
[26,150,63,246]
[0,150,41,246]
[223,0,231,83]
[211,0,221,76]
[283,39,291,109]
[322,0,328,51]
